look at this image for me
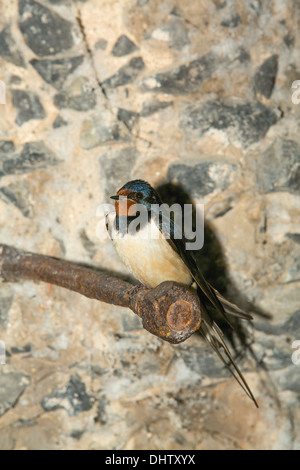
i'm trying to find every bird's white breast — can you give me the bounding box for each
[107,214,192,288]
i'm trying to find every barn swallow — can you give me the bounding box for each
[107,179,258,407]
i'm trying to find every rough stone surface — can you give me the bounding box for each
[0,286,14,330]
[103,57,145,89]
[54,77,97,112]
[111,35,138,57]
[221,14,242,29]
[11,89,46,126]
[117,108,139,130]
[0,181,34,218]
[145,17,190,50]
[0,0,300,451]
[257,139,300,193]
[41,374,94,416]
[168,161,239,198]
[99,146,138,198]
[18,0,74,56]
[180,100,278,147]
[254,55,279,99]
[80,111,130,149]
[0,367,30,417]
[140,99,173,117]
[0,26,25,67]
[30,56,84,90]
[52,114,68,129]
[1,141,59,175]
[140,53,219,95]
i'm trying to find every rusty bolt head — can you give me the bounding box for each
[129,281,201,344]
[166,299,193,331]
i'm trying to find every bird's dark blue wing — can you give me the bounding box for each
[159,214,232,324]
[155,210,258,407]
[157,213,251,321]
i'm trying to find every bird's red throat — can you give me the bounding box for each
[115,189,136,216]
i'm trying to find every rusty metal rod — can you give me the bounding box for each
[0,244,201,344]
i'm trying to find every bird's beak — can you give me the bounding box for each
[111,189,135,202]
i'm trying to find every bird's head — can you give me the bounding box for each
[110,179,161,216]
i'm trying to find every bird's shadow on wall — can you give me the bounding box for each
[156,181,271,361]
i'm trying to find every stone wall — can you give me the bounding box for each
[0,0,300,449]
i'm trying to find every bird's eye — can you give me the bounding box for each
[136,192,143,199]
